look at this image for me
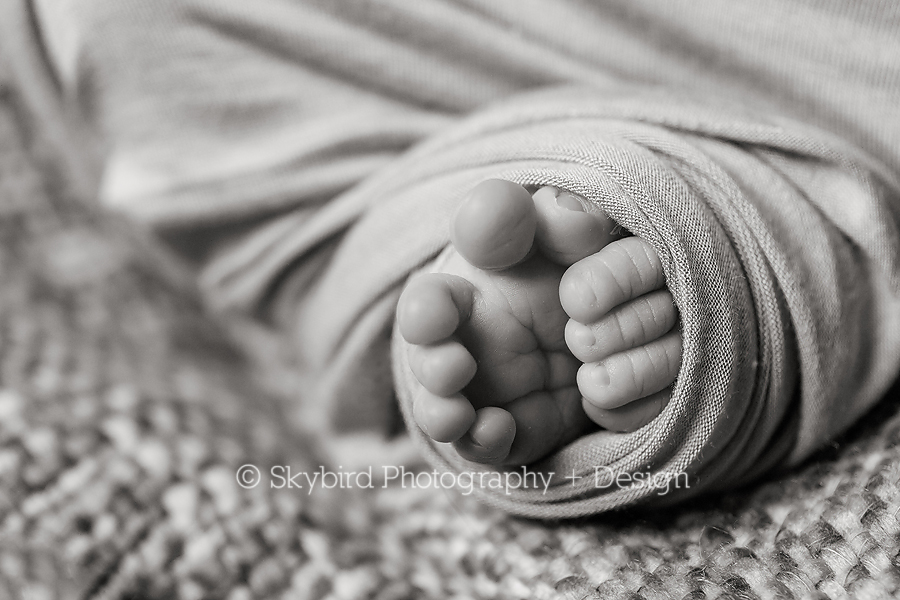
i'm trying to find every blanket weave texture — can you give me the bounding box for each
[5,45,900,600]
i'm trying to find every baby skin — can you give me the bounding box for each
[397,180,682,466]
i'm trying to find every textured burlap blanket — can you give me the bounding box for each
[12,0,900,519]
[3,1,900,597]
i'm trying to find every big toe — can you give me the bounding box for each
[451,179,537,270]
[532,186,621,266]
[560,236,667,324]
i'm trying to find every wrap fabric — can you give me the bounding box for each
[304,84,900,516]
[17,0,900,516]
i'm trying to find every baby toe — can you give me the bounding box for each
[532,186,618,266]
[398,273,474,345]
[451,179,537,270]
[453,407,516,464]
[408,341,477,397]
[560,236,666,324]
[565,289,678,363]
[577,328,682,410]
[413,390,476,443]
[502,388,584,465]
[583,388,670,432]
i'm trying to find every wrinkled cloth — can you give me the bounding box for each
[387,86,900,515]
[15,0,900,516]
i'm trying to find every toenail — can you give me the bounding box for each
[571,323,595,348]
[557,192,585,212]
[588,364,610,386]
[570,278,598,312]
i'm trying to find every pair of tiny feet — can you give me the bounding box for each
[397,180,682,466]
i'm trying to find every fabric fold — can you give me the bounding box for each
[293,84,900,517]
[25,0,900,517]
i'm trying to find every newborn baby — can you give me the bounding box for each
[397,180,682,466]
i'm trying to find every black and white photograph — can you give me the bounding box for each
[1,0,899,598]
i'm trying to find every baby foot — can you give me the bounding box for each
[397,180,681,466]
[397,181,609,465]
